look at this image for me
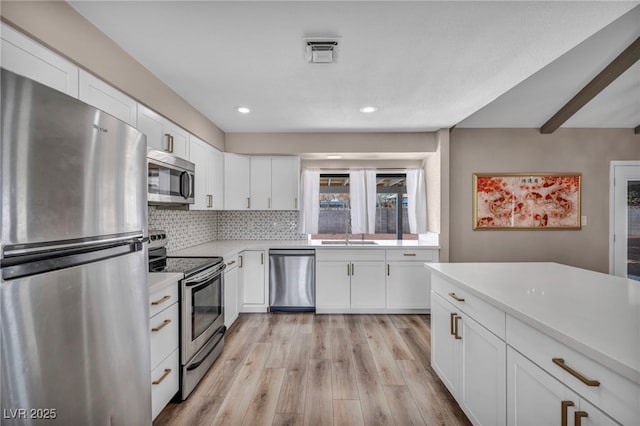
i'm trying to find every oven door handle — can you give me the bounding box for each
[184,264,226,287]
[186,326,226,371]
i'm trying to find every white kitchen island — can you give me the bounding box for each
[426,262,639,426]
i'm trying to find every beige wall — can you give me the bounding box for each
[449,128,639,272]
[0,1,225,151]
[225,132,437,155]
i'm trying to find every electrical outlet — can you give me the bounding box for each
[581,216,587,226]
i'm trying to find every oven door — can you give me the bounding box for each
[181,263,225,363]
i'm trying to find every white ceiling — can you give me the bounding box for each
[69,1,639,133]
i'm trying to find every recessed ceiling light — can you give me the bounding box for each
[327,155,342,159]
[237,107,251,114]
[359,105,378,113]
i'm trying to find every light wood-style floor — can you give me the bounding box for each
[154,313,471,426]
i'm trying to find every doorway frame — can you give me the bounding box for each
[609,160,640,277]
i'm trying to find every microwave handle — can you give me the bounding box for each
[180,171,193,199]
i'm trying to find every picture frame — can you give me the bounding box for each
[473,173,582,230]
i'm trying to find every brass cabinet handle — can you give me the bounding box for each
[151,295,171,306]
[403,253,416,257]
[450,312,457,336]
[226,260,236,266]
[453,315,462,339]
[207,194,213,208]
[387,264,390,276]
[552,358,600,387]
[351,263,355,276]
[261,252,264,265]
[164,134,171,152]
[239,255,243,268]
[170,135,174,153]
[247,198,250,209]
[347,263,351,276]
[152,368,172,385]
[574,411,588,426]
[448,292,465,302]
[561,401,575,426]
[151,319,171,332]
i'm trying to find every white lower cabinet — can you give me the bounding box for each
[224,256,240,328]
[507,347,619,426]
[148,282,179,420]
[316,249,386,313]
[239,250,268,312]
[386,262,430,310]
[431,291,506,426]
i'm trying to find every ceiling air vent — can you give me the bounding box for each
[304,38,340,64]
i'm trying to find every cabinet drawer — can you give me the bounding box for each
[431,274,505,339]
[151,349,179,420]
[386,249,435,262]
[316,249,385,262]
[224,254,239,271]
[150,303,179,370]
[149,283,179,318]
[506,315,638,426]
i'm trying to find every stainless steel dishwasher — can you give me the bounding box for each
[269,249,315,312]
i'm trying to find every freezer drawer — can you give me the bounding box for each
[269,249,315,312]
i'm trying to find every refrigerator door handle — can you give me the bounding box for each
[3,233,146,258]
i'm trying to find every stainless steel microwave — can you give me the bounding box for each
[147,149,195,206]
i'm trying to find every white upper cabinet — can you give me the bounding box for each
[78,70,137,127]
[137,104,188,159]
[224,153,251,210]
[250,157,271,210]
[1,25,78,97]
[189,135,224,210]
[271,156,300,210]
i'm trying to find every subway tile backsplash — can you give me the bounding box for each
[148,207,218,252]
[148,208,305,252]
[218,210,306,240]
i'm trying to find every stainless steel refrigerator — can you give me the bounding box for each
[1,69,151,425]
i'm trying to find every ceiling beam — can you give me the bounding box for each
[635,125,640,134]
[540,36,640,134]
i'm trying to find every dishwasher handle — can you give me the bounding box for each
[269,249,316,257]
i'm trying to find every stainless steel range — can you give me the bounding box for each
[149,231,225,399]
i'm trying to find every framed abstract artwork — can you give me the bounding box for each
[473,173,581,230]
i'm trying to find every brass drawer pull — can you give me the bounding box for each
[552,358,600,387]
[561,401,575,426]
[151,319,171,332]
[226,260,236,266]
[448,292,465,302]
[151,295,171,306]
[387,264,390,276]
[574,411,588,426]
[453,315,462,340]
[152,368,172,385]
[450,312,457,336]
[403,253,416,257]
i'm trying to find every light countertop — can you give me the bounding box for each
[170,238,440,259]
[425,262,640,384]
[148,272,182,293]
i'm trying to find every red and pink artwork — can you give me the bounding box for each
[473,174,581,229]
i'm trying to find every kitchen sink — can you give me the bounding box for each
[320,240,378,245]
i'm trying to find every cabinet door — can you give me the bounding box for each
[459,312,506,426]
[271,157,300,210]
[386,262,430,309]
[189,135,213,210]
[507,347,575,426]
[240,251,266,306]
[316,261,351,310]
[224,266,239,328]
[137,105,170,152]
[431,292,461,398]
[224,153,251,210]
[579,398,620,426]
[1,25,78,97]
[165,121,188,160]
[250,157,271,210]
[210,147,224,210]
[78,70,137,126]
[350,261,386,309]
